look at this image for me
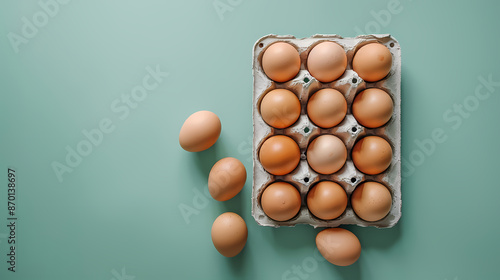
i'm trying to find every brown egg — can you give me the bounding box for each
[259,135,300,175]
[307,88,347,128]
[352,88,393,128]
[307,181,347,220]
[211,212,247,257]
[352,136,392,175]
[351,181,392,222]
[208,157,247,201]
[307,135,347,174]
[307,41,347,82]
[316,228,361,266]
[261,182,301,221]
[261,42,301,82]
[179,111,221,152]
[352,43,392,82]
[260,89,301,128]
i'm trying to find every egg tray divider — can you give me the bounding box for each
[252,34,401,228]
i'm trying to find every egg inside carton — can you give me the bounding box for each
[252,34,401,228]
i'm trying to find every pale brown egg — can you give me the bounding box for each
[352,88,393,128]
[179,111,222,152]
[260,89,301,128]
[307,88,347,128]
[352,43,392,82]
[261,182,301,221]
[307,41,347,82]
[351,181,392,222]
[307,181,347,220]
[208,157,246,201]
[261,42,301,82]
[352,136,392,175]
[259,135,300,175]
[316,228,361,266]
[307,135,347,174]
[211,212,247,257]
[179,111,221,152]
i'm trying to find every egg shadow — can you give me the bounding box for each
[193,140,221,177]
[269,224,318,252]
[218,189,245,216]
[347,217,403,251]
[223,242,250,277]
[331,223,402,280]
[334,259,362,280]
[401,63,412,150]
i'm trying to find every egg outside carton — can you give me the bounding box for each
[252,34,401,229]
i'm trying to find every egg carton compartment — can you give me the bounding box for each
[252,34,401,228]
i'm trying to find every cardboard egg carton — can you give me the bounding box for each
[252,34,401,228]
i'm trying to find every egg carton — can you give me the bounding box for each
[252,34,401,228]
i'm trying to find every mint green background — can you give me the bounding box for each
[1,0,499,279]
